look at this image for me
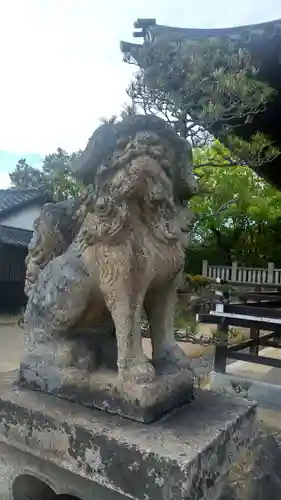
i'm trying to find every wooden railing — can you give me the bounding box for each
[202,260,281,285]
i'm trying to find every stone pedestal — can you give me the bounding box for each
[20,355,194,424]
[0,371,256,500]
[210,370,281,411]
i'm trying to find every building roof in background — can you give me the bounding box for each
[0,189,50,220]
[0,225,32,248]
[121,18,281,190]
[122,18,281,46]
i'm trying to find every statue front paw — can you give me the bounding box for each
[153,344,192,373]
[119,357,155,384]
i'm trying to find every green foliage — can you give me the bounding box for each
[120,103,138,119]
[10,159,49,191]
[194,134,279,170]
[10,148,83,202]
[100,104,138,125]
[128,36,279,167]
[182,273,212,292]
[10,105,139,202]
[188,141,281,266]
[41,148,83,201]
[99,115,119,124]
[9,37,281,268]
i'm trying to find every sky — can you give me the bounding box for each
[1,0,281,188]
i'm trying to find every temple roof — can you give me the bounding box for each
[0,225,32,248]
[121,19,281,189]
[0,189,50,219]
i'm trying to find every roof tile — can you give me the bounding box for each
[0,225,32,247]
[0,189,50,219]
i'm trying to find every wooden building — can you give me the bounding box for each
[0,189,50,313]
[121,18,281,189]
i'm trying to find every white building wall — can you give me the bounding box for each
[1,204,41,231]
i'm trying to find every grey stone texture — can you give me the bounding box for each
[221,428,281,500]
[20,361,194,424]
[21,115,198,422]
[0,441,126,499]
[0,373,256,500]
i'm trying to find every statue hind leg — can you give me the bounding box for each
[21,257,97,390]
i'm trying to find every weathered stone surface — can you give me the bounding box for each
[221,428,281,500]
[25,196,83,296]
[20,362,194,423]
[0,373,256,500]
[21,114,198,422]
[0,440,127,500]
[70,115,195,203]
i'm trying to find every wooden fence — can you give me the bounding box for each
[202,260,281,285]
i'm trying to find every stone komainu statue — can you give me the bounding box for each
[21,115,198,422]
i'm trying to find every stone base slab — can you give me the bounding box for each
[19,361,194,423]
[0,371,256,500]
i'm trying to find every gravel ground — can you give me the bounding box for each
[0,324,23,372]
